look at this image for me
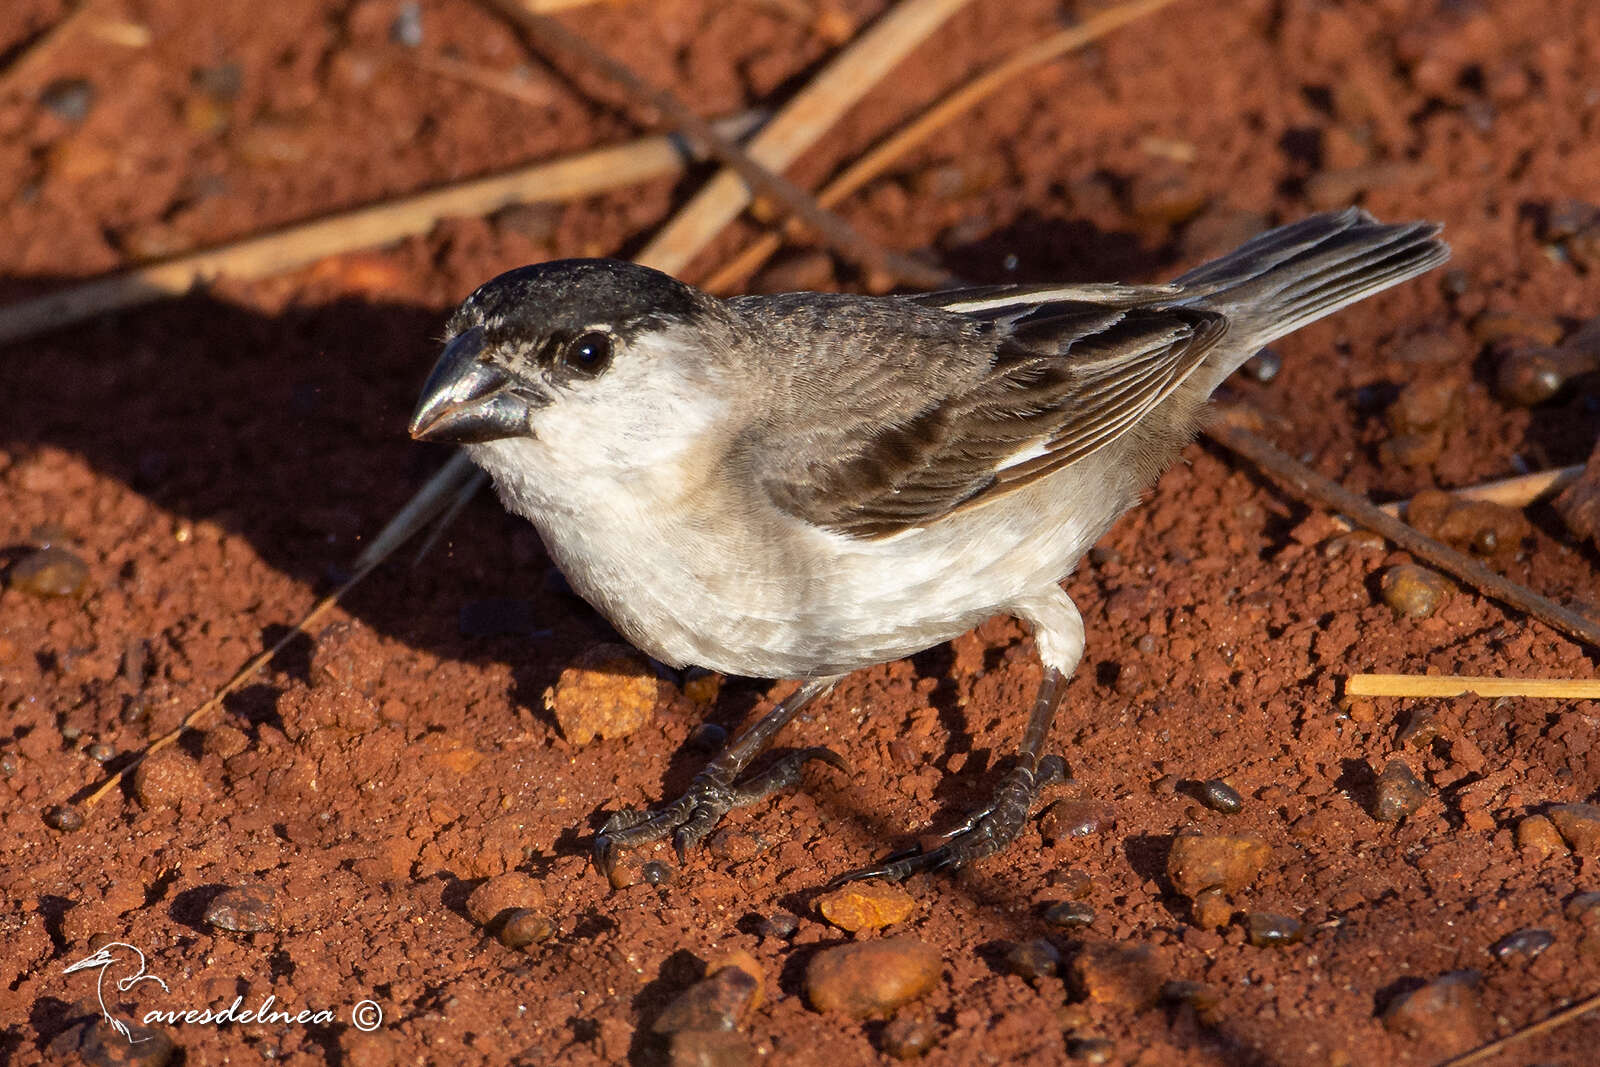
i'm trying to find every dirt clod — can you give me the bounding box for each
[1166,832,1271,895]
[1381,971,1489,1054]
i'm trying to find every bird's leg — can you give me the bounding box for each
[832,590,1083,884]
[593,675,843,879]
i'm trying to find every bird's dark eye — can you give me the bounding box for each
[562,330,614,375]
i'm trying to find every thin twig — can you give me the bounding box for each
[1205,422,1600,651]
[1346,674,1600,699]
[77,453,489,809]
[406,51,562,109]
[705,0,1181,293]
[1379,464,1584,518]
[0,0,97,95]
[0,113,763,347]
[1438,990,1600,1067]
[488,1,957,289]
[78,570,364,807]
[623,0,979,278]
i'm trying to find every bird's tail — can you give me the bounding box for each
[1177,208,1449,393]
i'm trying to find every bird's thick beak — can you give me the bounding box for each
[409,326,540,444]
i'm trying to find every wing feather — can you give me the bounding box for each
[748,290,1228,538]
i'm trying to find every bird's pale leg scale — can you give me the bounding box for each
[594,676,842,876]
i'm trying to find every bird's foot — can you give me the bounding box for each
[830,755,1068,884]
[593,746,845,881]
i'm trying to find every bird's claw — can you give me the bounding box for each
[593,746,846,882]
[829,761,1051,886]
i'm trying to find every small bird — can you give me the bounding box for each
[410,208,1447,883]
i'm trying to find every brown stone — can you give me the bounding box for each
[1515,814,1568,858]
[1547,803,1600,856]
[543,643,661,745]
[1382,972,1488,1055]
[816,881,917,932]
[465,872,546,927]
[1068,941,1168,1011]
[805,936,942,1018]
[654,965,761,1034]
[1165,832,1271,895]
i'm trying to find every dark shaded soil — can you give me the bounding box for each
[3,0,1600,1063]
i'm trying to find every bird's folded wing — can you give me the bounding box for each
[756,293,1228,539]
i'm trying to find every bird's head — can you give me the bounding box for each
[409,259,739,491]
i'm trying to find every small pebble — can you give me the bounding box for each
[880,1012,939,1059]
[40,78,95,122]
[817,881,916,932]
[805,937,942,1018]
[1499,344,1593,405]
[1068,941,1167,1011]
[1546,803,1600,856]
[465,872,545,927]
[754,912,797,940]
[1066,1037,1115,1064]
[0,754,18,777]
[681,670,723,707]
[1245,912,1304,947]
[498,909,554,949]
[1395,706,1442,750]
[1000,938,1061,982]
[390,1,423,46]
[86,742,115,763]
[1162,980,1224,1024]
[686,722,729,752]
[706,828,764,863]
[1380,564,1450,619]
[1197,779,1243,814]
[9,546,90,598]
[1372,759,1429,822]
[1166,832,1271,895]
[1381,971,1488,1055]
[543,644,660,746]
[1043,900,1095,929]
[1515,814,1568,858]
[668,1029,757,1067]
[640,860,674,886]
[1489,928,1554,961]
[205,883,277,933]
[1039,799,1115,842]
[1048,867,1094,900]
[1564,892,1600,926]
[1191,887,1232,930]
[653,964,761,1034]
[44,804,84,832]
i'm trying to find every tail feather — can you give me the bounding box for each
[1175,209,1449,390]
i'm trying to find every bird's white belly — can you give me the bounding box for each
[533,472,1108,679]
[475,438,1126,679]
